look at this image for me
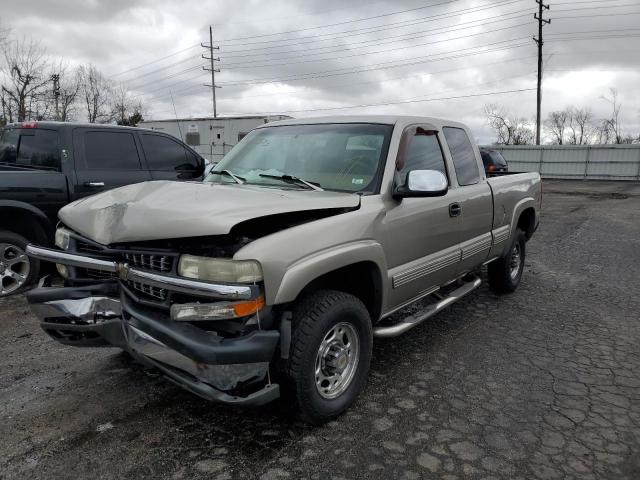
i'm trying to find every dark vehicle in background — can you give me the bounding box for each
[0,121,205,296]
[480,147,509,174]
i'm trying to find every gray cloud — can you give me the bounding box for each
[2,0,639,141]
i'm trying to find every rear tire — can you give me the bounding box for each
[283,290,372,425]
[0,230,40,297]
[488,228,526,294]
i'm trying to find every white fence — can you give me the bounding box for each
[481,145,640,181]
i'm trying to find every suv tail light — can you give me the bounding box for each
[21,121,38,129]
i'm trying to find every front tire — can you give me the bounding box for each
[0,230,39,297]
[283,290,372,425]
[488,228,526,294]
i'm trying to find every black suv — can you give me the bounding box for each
[0,121,205,296]
[480,147,509,174]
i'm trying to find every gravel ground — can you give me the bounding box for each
[1,181,639,480]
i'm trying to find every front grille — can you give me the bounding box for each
[127,280,168,301]
[76,267,117,280]
[76,240,104,255]
[123,253,173,272]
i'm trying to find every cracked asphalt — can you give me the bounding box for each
[1,180,639,479]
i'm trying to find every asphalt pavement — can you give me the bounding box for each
[1,180,639,479]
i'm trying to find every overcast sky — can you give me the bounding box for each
[3,0,640,142]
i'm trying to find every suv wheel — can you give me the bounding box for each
[283,290,372,425]
[488,228,526,293]
[0,230,39,297]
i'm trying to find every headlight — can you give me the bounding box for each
[54,228,71,250]
[178,255,263,283]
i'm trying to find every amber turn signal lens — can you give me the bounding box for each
[233,296,265,317]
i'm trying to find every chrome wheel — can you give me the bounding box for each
[0,243,30,296]
[509,242,522,281]
[315,322,360,399]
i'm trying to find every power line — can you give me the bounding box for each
[219,13,532,60]
[116,4,531,89]
[217,0,525,49]
[213,0,468,43]
[152,53,539,102]
[110,43,200,78]
[218,39,532,87]
[219,22,532,70]
[127,64,205,92]
[228,88,536,116]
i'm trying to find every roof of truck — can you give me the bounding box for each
[255,115,469,130]
[3,121,156,133]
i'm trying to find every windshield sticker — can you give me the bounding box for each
[351,178,364,185]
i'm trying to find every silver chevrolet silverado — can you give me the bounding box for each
[25,116,541,424]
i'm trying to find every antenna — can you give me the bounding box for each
[169,90,184,142]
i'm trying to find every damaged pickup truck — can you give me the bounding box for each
[25,116,540,424]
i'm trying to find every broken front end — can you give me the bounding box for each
[25,227,281,405]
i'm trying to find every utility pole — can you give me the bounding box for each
[202,26,221,118]
[534,0,550,145]
[51,74,60,121]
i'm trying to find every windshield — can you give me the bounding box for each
[205,123,393,193]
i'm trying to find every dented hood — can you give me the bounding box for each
[59,181,360,245]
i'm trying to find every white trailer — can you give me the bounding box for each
[140,115,291,163]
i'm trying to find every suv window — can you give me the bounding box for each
[0,129,60,170]
[141,134,198,171]
[443,127,479,186]
[84,131,141,170]
[396,127,447,181]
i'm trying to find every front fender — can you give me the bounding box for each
[272,240,388,307]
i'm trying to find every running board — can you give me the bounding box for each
[373,276,482,338]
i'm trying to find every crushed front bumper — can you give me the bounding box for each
[25,253,281,406]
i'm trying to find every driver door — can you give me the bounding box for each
[383,126,463,311]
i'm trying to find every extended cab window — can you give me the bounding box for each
[443,127,480,186]
[396,127,447,181]
[84,131,141,170]
[141,134,198,171]
[0,129,60,170]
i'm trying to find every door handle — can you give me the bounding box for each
[84,181,105,188]
[449,203,462,217]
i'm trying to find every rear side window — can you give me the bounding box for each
[396,128,447,181]
[443,127,480,186]
[141,134,198,171]
[1,129,60,170]
[84,131,141,170]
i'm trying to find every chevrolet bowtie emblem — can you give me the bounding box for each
[117,262,130,281]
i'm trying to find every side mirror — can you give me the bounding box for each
[393,169,448,199]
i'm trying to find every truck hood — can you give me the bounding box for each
[59,181,361,245]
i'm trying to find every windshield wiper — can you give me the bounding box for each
[208,169,246,184]
[259,173,324,191]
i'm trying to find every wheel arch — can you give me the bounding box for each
[0,201,52,245]
[271,241,388,323]
[516,206,537,240]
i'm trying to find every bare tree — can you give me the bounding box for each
[545,109,569,145]
[1,37,49,122]
[484,104,535,145]
[110,84,144,126]
[49,62,80,121]
[600,88,623,144]
[567,107,594,145]
[78,63,112,123]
